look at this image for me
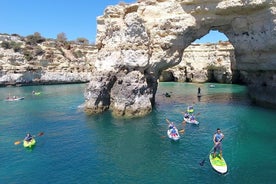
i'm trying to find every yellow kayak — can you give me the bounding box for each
[23,139,36,148]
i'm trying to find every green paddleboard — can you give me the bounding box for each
[209,154,227,174]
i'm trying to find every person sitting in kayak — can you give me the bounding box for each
[212,128,224,158]
[165,92,171,97]
[168,122,174,129]
[188,106,194,111]
[184,112,190,119]
[24,133,33,142]
[171,127,177,136]
[190,114,195,121]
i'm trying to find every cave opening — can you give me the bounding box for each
[159,30,240,84]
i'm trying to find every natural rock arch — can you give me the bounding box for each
[83,0,276,117]
[159,40,235,83]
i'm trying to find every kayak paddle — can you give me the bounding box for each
[14,132,44,145]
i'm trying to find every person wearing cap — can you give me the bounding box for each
[168,122,174,129]
[212,128,224,158]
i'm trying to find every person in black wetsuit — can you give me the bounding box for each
[198,87,201,95]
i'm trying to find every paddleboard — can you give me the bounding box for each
[209,154,227,174]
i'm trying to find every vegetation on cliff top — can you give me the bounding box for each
[0,32,94,62]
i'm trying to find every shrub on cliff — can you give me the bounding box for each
[57,32,67,43]
[23,49,33,61]
[34,46,45,56]
[1,41,22,52]
[10,41,22,52]
[25,32,46,45]
[73,50,84,58]
[76,37,89,45]
[1,41,12,49]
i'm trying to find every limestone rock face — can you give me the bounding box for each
[0,34,97,86]
[84,0,276,116]
[161,42,235,83]
[110,71,156,117]
[84,72,117,115]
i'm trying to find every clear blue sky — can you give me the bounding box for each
[193,30,228,43]
[0,0,227,43]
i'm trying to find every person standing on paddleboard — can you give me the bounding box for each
[212,128,224,158]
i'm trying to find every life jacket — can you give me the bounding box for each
[214,133,223,142]
[25,135,33,141]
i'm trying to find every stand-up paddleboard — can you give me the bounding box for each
[209,154,227,174]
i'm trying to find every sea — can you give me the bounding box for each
[0,82,275,184]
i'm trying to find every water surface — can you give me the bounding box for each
[0,83,275,184]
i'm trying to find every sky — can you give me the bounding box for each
[0,0,228,43]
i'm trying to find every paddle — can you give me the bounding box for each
[199,138,223,166]
[182,112,200,124]
[181,112,200,116]
[165,118,185,136]
[14,132,44,145]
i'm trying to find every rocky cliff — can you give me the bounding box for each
[83,0,276,117]
[0,34,97,86]
[0,33,234,87]
[160,41,235,83]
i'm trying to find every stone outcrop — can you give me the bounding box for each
[160,41,235,83]
[83,0,276,116]
[0,34,97,86]
[0,33,234,88]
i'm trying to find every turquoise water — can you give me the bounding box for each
[0,83,275,184]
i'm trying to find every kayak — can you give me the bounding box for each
[23,139,36,148]
[209,154,227,174]
[167,128,180,141]
[187,106,194,113]
[183,117,199,125]
[5,97,24,101]
[33,92,41,95]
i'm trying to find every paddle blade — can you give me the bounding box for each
[14,141,21,145]
[199,159,205,166]
[179,129,185,134]
[37,132,44,136]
